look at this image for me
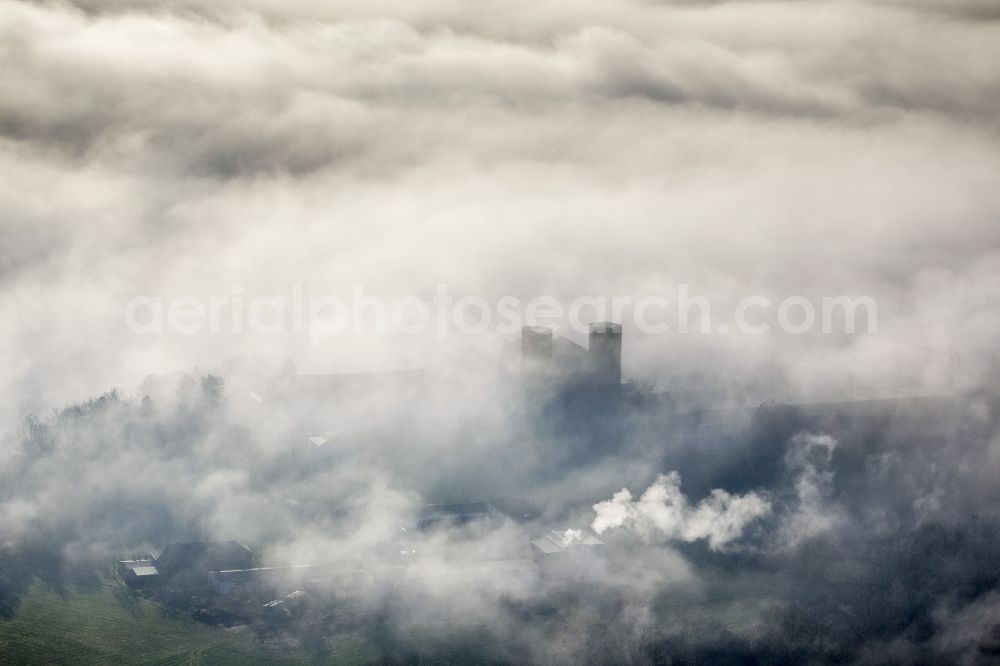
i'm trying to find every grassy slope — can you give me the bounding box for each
[0,575,378,665]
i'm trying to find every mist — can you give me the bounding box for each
[2,0,1000,662]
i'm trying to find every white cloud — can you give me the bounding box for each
[1,0,998,440]
[775,432,843,550]
[591,471,771,551]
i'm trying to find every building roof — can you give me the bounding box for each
[307,435,328,447]
[411,502,498,530]
[532,529,606,555]
[550,529,604,546]
[131,566,160,577]
[119,559,156,572]
[531,538,564,555]
[590,322,622,334]
[419,502,494,518]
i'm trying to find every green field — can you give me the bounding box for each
[0,574,379,665]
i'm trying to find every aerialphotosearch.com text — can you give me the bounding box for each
[124,284,877,345]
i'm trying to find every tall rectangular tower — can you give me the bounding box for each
[588,322,622,388]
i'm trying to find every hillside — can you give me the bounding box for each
[0,569,377,665]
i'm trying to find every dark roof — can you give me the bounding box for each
[410,502,500,531]
[590,322,622,334]
[418,502,494,519]
[156,541,251,575]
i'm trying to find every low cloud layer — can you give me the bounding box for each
[1,0,999,424]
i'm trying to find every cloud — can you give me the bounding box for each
[2,0,1000,660]
[0,0,997,422]
[773,432,843,550]
[591,471,771,550]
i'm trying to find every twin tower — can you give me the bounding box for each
[521,322,623,389]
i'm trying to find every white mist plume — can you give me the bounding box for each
[558,528,584,547]
[591,471,771,551]
[776,433,843,550]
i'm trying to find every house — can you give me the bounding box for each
[118,559,160,588]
